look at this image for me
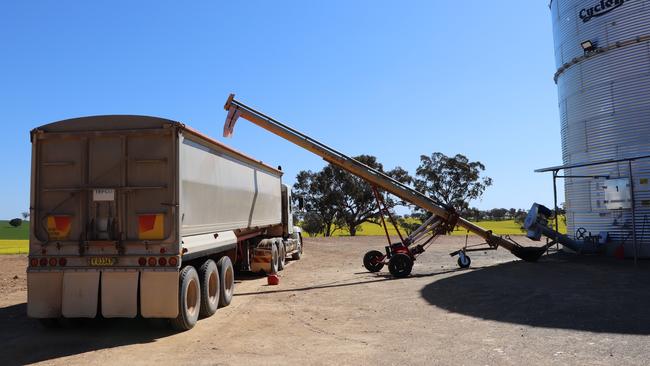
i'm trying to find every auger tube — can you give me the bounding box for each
[223,94,547,262]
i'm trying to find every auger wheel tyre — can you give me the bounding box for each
[388,253,413,278]
[457,254,471,269]
[198,259,220,318]
[363,250,385,273]
[171,265,201,331]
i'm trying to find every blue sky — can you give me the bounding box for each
[0,1,562,219]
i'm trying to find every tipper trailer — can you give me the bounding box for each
[222,94,570,277]
[27,115,302,330]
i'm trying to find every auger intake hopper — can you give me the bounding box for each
[510,245,547,262]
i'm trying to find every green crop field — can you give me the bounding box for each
[303,217,567,238]
[0,217,568,253]
[0,220,29,254]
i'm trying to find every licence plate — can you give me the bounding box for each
[89,257,116,266]
[93,188,115,201]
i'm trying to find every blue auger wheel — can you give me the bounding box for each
[457,252,471,269]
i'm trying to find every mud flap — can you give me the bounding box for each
[140,271,179,318]
[101,271,138,318]
[27,271,63,318]
[62,271,100,318]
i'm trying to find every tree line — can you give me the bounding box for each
[293,152,495,237]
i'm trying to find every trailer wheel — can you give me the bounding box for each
[198,259,220,318]
[363,250,385,273]
[217,256,235,308]
[270,243,279,274]
[291,233,303,260]
[278,242,286,270]
[171,265,201,331]
[457,254,471,269]
[388,253,413,278]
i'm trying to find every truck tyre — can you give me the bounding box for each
[198,259,220,318]
[291,234,303,260]
[171,265,201,331]
[270,243,279,274]
[278,242,286,270]
[217,256,235,308]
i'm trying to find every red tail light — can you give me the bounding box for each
[49,258,57,266]
[59,258,67,266]
[158,257,167,266]
[148,257,157,267]
[30,258,39,267]
[160,247,167,254]
[169,257,178,266]
[138,257,147,266]
[39,258,47,266]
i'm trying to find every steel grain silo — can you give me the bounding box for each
[549,0,650,257]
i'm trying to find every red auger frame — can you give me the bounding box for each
[362,185,474,277]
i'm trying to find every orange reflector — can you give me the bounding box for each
[47,215,72,240]
[138,214,164,240]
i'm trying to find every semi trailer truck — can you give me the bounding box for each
[27,115,303,330]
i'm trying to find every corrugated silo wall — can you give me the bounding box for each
[550,0,650,257]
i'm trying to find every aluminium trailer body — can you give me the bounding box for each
[27,115,302,330]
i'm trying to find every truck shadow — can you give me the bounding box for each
[421,253,650,335]
[235,268,464,297]
[0,270,307,364]
[0,303,175,365]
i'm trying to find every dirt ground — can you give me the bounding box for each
[1,236,650,366]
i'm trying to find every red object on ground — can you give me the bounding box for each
[267,274,280,286]
[614,244,625,260]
